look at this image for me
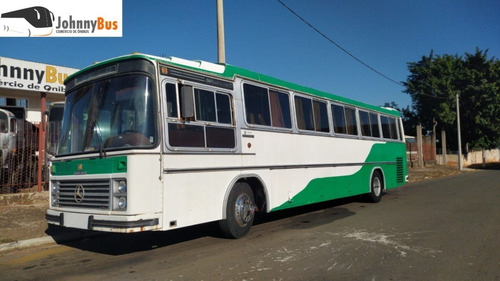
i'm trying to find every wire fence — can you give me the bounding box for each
[0,121,59,194]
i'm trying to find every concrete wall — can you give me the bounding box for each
[437,148,500,167]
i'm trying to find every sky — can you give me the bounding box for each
[1,0,499,109]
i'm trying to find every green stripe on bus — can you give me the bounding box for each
[271,142,407,212]
[51,156,127,176]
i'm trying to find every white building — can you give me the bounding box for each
[0,56,79,122]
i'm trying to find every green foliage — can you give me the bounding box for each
[403,48,500,150]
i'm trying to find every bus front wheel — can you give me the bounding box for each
[219,182,255,239]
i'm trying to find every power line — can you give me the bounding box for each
[417,91,451,100]
[276,0,404,87]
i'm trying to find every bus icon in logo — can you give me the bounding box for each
[1,6,54,37]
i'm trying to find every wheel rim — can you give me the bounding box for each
[372,176,382,196]
[234,193,254,227]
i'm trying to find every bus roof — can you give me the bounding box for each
[0,108,16,118]
[67,53,401,116]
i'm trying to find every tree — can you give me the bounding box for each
[403,48,500,151]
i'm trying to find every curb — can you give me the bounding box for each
[0,236,56,252]
[0,230,104,252]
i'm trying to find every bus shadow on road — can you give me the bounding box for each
[254,196,357,230]
[58,221,222,256]
[58,196,361,256]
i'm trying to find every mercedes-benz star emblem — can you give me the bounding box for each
[74,184,85,203]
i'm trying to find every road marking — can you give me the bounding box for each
[339,229,443,258]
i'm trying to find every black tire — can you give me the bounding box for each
[219,182,255,239]
[367,171,383,203]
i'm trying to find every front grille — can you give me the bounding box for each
[53,179,111,210]
[396,157,404,183]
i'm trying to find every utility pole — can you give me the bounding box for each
[441,130,447,165]
[456,93,463,171]
[38,92,46,192]
[432,117,437,162]
[416,124,424,168]
[216,0,226,64]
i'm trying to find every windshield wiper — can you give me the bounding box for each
[93,119,107,158]
[86,82,108,158]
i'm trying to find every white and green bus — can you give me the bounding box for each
[46,53,407,238]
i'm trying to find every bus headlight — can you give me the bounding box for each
[117,180,127,193]
[117,197,127,209]
[113,179,127,211]
[51,181,59,207]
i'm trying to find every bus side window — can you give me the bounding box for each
[381,115,399,140]
[332,104,346,134]
[11,118,16,133]
[332,104,358,136]
[313,100,329,132]
[194,88,216,122]
[381,115,391,138]
[243,84,271,126]
[295,96,314,131]
[370,112,380,138]
[165,83,178,118]
[295,96,329,132]
[344,107,358,135]
[359,110,371,137]
[0,113,6,133]
[216,93,232,124]
[269,90,292,129]
[389,117,399,140]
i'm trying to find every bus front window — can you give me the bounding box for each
[58,75,156,155]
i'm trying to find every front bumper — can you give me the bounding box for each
[46,209,160,233]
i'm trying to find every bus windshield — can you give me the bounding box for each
[58,75,156,155]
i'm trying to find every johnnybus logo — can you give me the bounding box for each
[55,16,118,34]
[0,0,122,37]
[0,56,79,94]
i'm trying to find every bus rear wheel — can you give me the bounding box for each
[367,171,383,203]
[219,182,255,239]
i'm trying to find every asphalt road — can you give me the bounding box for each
[1,170,499,281]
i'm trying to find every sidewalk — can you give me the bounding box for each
[0,165,477,252]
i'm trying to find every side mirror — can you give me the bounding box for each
[180,85,194,119]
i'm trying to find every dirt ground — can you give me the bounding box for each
[0,192,49,244]
[407,164,465,182]
[0,164,486,245]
